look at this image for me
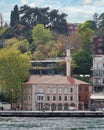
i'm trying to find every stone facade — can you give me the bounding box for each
[22,75,90,111]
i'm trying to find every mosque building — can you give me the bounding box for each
[22,39,91,111]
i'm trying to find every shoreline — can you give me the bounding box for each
[0,111,104,117]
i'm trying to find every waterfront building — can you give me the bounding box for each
[90,36,104,110]
[90,55,104,110]
[22,38,91,111]
[22,75,90,111]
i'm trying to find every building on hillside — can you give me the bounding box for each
[22,38,91,111]
[90,36,104,110]
[90,55,104,110]
[67,23,79,34]
[93,37,103,55]
[29,57,65,75]
[92,55,104,93]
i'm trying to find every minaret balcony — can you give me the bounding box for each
[65,57,72,61]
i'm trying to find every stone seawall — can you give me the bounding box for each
[0,111,104,117]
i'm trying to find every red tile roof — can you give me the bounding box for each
[24,75,89,85]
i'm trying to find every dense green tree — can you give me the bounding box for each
[20,6,49,27]
[70,32,83,54]
[0,27,6,48]
[4,38,29,53]
[3,27,15,39]
[0,48,30,103]
[5,5,68,40]
[19,5,68,34]
[4,24,29,40]
[48,10,68,34]
[19,5,36,27]
[99,13,104,29]
[78,21,96,54]
[17,39,29,53]
[12,39,30,53]
[10,5,19,26]
[4,38,19,48]
[72,49,92,75]
[91,13,104,55]
[32,24,52,45]
[32,50,44,60]
[0,27,5,36]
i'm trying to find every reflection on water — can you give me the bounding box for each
[0,117,104,130]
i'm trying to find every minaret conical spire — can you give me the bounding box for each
[65,37,71,77]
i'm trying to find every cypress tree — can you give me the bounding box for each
[10,5,19,26]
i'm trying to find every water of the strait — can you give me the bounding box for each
[0,117,104,130]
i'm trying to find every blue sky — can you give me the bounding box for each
[0,0,104,24]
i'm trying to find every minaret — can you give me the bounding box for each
[65,38,72,77]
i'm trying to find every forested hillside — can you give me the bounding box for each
[1,5,104,103]
[0,5,104,78]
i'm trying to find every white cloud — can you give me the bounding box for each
[28,3,36,7]
[21,0,28,5]
[1,0,104,24]
[83,0,93,4]
[63,6,93,23]
[94,0,104,6]
[28,0,61,9]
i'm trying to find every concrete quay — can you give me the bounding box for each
[0,111,104,117]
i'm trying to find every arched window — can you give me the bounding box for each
[64,96,67,101]
[70,103,76,107]
[51,104,56,111]
[70,87,73,93]
[44,103,50,110]
[58,104,62,110]
[64,103,69,110]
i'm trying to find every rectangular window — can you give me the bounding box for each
[53,96,56,101]
[59,96,61,101]
[41,96,43,100]
[64,96,67,101]
[37,96,43,101]
[70,96,73,101]
[70,88,73,93]
[47,96,50,101]
[79,96,81,101]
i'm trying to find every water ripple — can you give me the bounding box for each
[0,117,104,130]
